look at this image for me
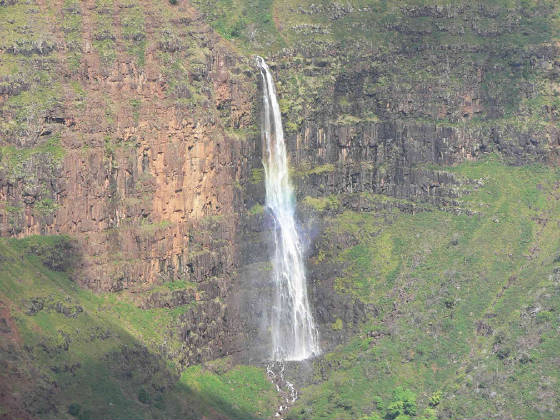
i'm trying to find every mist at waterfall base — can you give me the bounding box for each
[256,56,320,362]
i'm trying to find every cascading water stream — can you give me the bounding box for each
[256,56,320,362]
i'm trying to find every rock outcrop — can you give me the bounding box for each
[0,0,259,365]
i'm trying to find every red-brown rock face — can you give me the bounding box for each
[1,0,256,291]
[0,0,258,364]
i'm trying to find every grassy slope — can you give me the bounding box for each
[187,3,560,417]
[0,237,277,419]
[0,0,277,417]
[3,159,558,419]
[290,157,560,419]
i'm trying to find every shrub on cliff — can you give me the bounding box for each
[17,235,79,272]
[385,387,417,420]
[138,388,151,404]
[67,403,81,417]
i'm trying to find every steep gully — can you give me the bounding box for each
[256,56,319,417]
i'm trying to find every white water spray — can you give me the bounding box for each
[256,56,320,361]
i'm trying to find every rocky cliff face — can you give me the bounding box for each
[0,0,263,366]
[231,0,560,351]
[1,0,560,419]
[2,0,559,363]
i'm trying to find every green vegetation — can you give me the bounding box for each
[248,203,265,215]
[1,135,65,174]
[1,0,559,418]
[190,0,284,52]
[68,403,82,417]
[289,157,560,419]
[302,195,340,212]
[190,0,560,153]
[0,236,278,419]
[250,168,265,183]
[61,0,83,72]
[93,0,117,66]
[121,3,146,67]
[138,219,173,237]
[0,0,65,146]
[181,362,277,419]
[385,387,417,419]
[162,279,197,291]
[33,198,60,217]
[156,17,216,113]
[0,135,65,231]
[294,163,336,178]
[13,235,78,272]
[331,318,343,330]
[130,98,141,123]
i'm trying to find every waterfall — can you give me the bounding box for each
[256,56,320,361]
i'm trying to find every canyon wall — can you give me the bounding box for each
[0,0,262,365]
[2,0,559,365]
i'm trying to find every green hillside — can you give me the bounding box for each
[291,156,560,419]
[0,236,278,419]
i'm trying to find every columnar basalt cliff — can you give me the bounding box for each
[0,0,261,366]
